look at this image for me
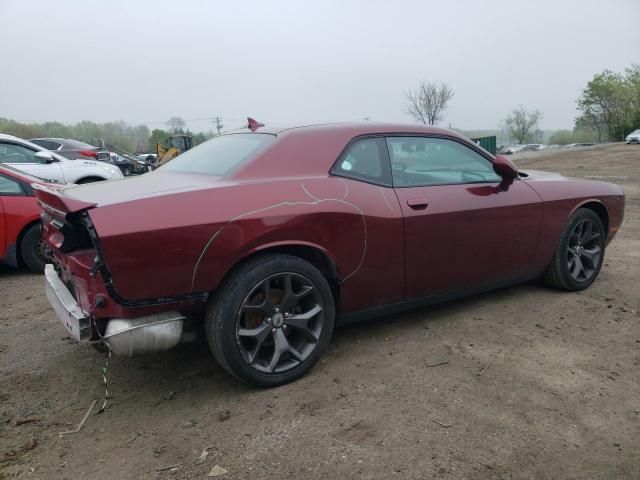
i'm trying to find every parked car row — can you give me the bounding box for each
[0,134,160,272]
[0,134,123,184]
[30,137,152,176]
[501,143,597,154]
[561,143,596,148]
[0,135,127,272]
[502,144,542,154]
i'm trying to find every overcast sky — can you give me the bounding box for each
[1,0,638,132]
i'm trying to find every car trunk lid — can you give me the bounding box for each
[33,183,97,220]
[54,171,223,208]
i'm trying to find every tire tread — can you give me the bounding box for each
[543,208,605,291]
[205,254,335,387]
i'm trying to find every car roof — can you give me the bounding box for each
[0,133,28,142]
[0,133,49,149]
[228,122,482,180]
[232,121,465,139]
[31,137,96,148]
[1,133,49,149]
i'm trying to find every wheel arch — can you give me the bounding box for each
[219,241,342,308]
[571,200,609,238]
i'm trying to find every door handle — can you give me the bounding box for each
[407,198,429,210]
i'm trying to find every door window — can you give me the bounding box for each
[332,137,391,186]
[387,137,500,187]
[0,143,39,164]
[0,174,23,195]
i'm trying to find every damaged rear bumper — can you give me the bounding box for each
[45,264,91,341]
[45,264,186,356]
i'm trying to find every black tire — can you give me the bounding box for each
[76,177,104,184]
[544,208,605,291]
[20,224,49,273]
[205,254,335,387]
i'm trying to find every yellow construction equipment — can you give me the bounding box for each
[156,135,193,166]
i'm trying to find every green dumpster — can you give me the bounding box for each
[470,136,497,155]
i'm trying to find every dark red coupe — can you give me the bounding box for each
[36,123,624,386]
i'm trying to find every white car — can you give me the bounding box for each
[0,134,123,184]
[625,129,640,144]
[503,145,524,155]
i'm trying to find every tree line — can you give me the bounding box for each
[0,117,214,153]
[2,65,638,152]
[406,64,639,145]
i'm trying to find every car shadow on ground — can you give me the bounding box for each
[0,264,39,277]
[53,279,556,409]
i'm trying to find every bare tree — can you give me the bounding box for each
[167,116,186,134]
[405,81,454,125]
[504,106,542,144]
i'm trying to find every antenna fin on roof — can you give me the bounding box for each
[247,117,265,131]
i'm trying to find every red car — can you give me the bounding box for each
[0,164,50,272]
[36,122,625,386]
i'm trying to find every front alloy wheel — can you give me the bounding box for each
[544,208,605,291]
[567,218,602,282]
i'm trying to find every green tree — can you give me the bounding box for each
[548,129,597,145]
[504,106,542,144]
[576,67,639,141]
[626,64,640,129]
[149,128,170,152]
[192,131,215,146]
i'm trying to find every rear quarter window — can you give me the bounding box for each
[160,133,275,176]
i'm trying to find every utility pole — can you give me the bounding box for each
[214,116,224,136]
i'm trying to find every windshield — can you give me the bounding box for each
[161,133,275,176]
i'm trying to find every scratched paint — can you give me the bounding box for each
[190,181,367,291]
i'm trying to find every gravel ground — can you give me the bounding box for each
[1,143,639,479]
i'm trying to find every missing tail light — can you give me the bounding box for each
[54,212,94,253]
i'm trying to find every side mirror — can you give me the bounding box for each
[34,151,58,163]
[493,155,518,190]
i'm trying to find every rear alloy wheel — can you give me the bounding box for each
[20,224,51,273]
[544,208,605,291]
[206,254,335,387]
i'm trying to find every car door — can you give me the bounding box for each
[329,136,405,313]
[0,172,30,261]
[0,141,65,183]
[388,136,542,300]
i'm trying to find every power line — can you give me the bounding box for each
[214,116,224,135]
[143,115,246,125]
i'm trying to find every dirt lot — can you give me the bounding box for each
[1,143,639,479]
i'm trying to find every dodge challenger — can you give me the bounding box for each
[35,121,625,386]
